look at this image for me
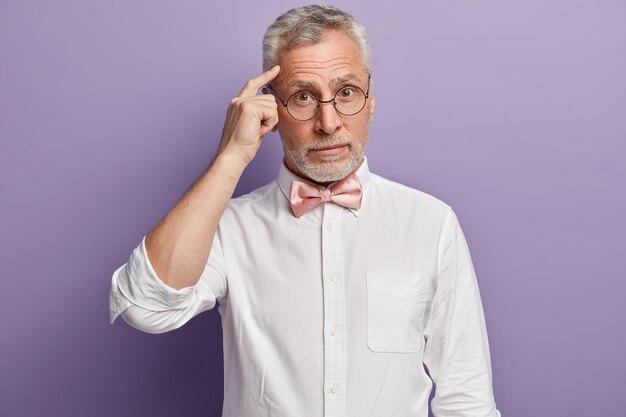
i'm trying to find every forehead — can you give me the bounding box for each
[275,30,368,90]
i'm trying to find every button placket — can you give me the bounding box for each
[321,203,346,417]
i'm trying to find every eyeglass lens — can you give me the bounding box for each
[286,86,367,121]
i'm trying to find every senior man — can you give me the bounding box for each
[110,5,501,417]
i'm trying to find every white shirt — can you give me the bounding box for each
[109,158,501,417]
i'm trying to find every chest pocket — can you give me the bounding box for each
[366,272,428,353]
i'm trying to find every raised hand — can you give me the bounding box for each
[218,65,281,165]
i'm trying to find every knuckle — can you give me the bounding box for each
[262,95,277,107]
[231,97,250,110]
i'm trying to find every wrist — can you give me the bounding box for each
[213,150,249,179]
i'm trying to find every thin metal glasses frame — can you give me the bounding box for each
[265,75,371,121]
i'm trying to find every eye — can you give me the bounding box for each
[294,91,314,103]
[338,87,356,99]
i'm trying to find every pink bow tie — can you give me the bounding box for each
[289,174,363,218]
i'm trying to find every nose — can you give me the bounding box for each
[314,100,343,135]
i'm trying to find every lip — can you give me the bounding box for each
[310,144,349,157]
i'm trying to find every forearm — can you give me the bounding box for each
[145,151,247,290]
[142,66,280,291]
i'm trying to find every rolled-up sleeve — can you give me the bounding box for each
[109,233,227,334]
[423,207,501,417]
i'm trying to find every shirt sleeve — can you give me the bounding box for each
[108,233,227,334]
[423,207,501,417]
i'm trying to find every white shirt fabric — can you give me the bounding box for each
[109,158,501,417]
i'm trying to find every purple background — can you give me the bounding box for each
[1,1,624,416]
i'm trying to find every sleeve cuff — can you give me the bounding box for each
[109,266,133,324]
[109,238,198,323]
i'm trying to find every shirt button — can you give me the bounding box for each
[329,328,337,336]
[330,384,338,394]
[328,273,336,282]
[326,224,333,232]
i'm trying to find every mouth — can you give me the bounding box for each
[309,143,349,157]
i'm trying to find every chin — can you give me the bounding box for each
[284,139,365,183]
[298,157,361,183]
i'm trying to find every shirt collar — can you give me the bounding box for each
[277,157,371,218]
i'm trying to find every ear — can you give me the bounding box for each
[368,90,375,124]
[367,80,376,123]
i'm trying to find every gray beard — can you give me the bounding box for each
[284,136,365,183]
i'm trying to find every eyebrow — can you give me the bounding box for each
[333,74,360,86]
[285,74,362,91]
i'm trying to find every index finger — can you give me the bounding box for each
[239,65,281,97]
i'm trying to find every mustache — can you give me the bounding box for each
[308,135,350,150]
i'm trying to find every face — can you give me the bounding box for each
[273,30,375,184]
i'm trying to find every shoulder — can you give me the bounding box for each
[365,172,457,251]
[369,173,451,214]
[230,181,278,206]
[221,180,285,222]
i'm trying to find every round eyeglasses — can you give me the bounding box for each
[266,75,371,121]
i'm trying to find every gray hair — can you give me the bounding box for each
[262,5,371,74]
